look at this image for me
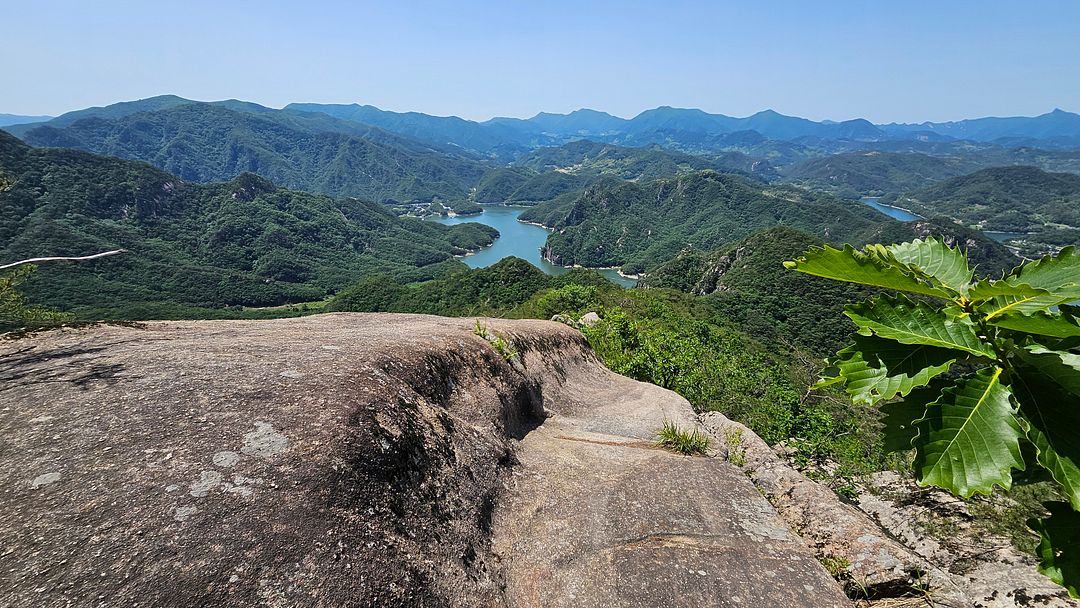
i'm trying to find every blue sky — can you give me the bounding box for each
[4,0,1078,122]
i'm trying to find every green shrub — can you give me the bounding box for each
[532,283,600,318]
[0,266,72,332]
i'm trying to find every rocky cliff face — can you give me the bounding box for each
[0,313,850,607]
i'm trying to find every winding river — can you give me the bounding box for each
[429,206,638,288]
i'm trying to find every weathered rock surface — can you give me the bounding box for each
[702,412,1078,608]
[1,314,848,607]
[493,343,849,608]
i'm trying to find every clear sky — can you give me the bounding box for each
[4,0,1078,123]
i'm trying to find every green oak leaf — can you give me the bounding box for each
[991,311,1080,339]
[784,244,952,298]
[913,367,1025,497]
[880,384,942,453]
[885,237,973,294]
[1008,246,1080,292]
[967,279,1051,302]
[979,291,1080,320]
[845,295,996,358]
[1029,502,1080,598]
[982,246,1080,319]
[1021,346,1080,395]
[1011,347,1080,512]
[833,334,957,405]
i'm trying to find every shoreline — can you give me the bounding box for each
[518,219,555,231]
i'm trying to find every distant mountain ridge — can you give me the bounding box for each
[881,109,1080,145]
[0,113,53,127]
[9,101,492,203]
[9,97,1078,166]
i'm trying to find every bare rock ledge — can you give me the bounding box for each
[1,314,847,607]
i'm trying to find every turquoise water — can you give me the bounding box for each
[860,197,923,221]
[859,198,1036,244]
[430,206,638,288]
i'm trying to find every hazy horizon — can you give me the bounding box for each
[4,94,1079,126]
[4,0,1079,123]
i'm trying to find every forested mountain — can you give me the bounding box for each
[11,102,492,203]
[470,140,775,204]
[892,166,1080,229]
[5,95,196,134]
[471,168,586,204]
[884,166,1080,254]
[265,98,1080,159]
[0,132,496,316]
[284,102,533,160]
[518,170,895,273]
[515,139,775,180]
[781,151,977,196]
[641,227,876,355]
[642,223,1018,355]
[784,148,1080,197]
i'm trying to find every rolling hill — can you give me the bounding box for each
[518,170,893,273]
[0,113,53,127]
[0,131,497,317]
[885,166,1080,254]
[782,151,976,196]
[641,223,1019,354]
[516,139,774,180]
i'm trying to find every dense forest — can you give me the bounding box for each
[781,151,977,197]
[12,102,492,203]
[521,170,918,273]
[0,132,497,317]
[886,166,1080,252]
[642,225,1018,356]
[782,149,1080,198]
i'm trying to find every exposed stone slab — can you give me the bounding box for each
[494,358,850,607]
[1,314,850,607]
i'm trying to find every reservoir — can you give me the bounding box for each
[860,197,923,222]
[859,198,1028,244]
[430,205,638,288]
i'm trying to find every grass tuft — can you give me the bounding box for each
[474,319,519,361]
[657,420,710,456]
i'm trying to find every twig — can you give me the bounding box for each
[0,249,127,270]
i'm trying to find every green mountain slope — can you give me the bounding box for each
[519,170,891,273]
[893,166,1080,231]
[516,139,774,181]
[782,151,976,196]
[12,102,492,203]
[285,102,532,159]
[642,225,1017,355]
[0,132,496,316]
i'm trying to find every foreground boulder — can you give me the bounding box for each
[1,314,847,606]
